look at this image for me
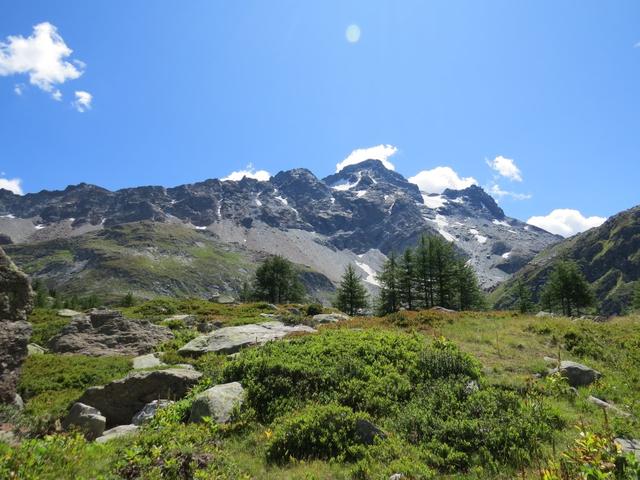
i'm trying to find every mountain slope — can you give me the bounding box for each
[0,160,559,295]
[492,205,640,314]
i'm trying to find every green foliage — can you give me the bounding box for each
[224,330,480,422]
[27,308,69,346]
[377,252,401,315]
[632,281,640,312]
[394,381,563,473]
[253,255,306,304]
[333,264,368,316]
[543,430,640,479]
[18,354,131,424]
[120,291,135,307]
[515,280,534,313]
[265,403,374,463]
[305,303,324,316]
[540,260,596,316]
[350,436,435,479]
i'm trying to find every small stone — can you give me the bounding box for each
[312,313,350,324]
[536,311,556,318]
[548,361,601,387]
[132,399,173,425]
[132,353,165,369]
[587,396,631,417]
[389,475,405,480]
[27,343,47,355]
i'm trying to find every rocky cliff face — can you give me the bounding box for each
[0,247,34,403]
[0,160,559,293]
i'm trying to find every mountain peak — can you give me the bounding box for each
[442,184,505,219]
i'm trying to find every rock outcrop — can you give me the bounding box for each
[178,321,316,355]
[62,402,106,440]
[549,361,601,387]
[48,309,173,356]
[0,247,34,403]
[78,368,201,427]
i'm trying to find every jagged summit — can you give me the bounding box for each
[0,161,560,292]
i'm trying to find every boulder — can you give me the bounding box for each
[95,424,139,444]
[189,382,244,424]
[62,402,106,440]
[57,309,83,318]
[312,313,350,324]
[549,361,601,387]
[209,294,235,304]
[78,368,202,427]
[0,247,34,403]
[536,311,556,318]
[132,353,165,370]
[48,309,173,356]
[132,399,174,425]
[354,419,386,445]
[430,306,456,313]
[179,321,316,355]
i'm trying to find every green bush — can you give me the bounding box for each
[306,303,323,316]
[27,308,70,346]
[265,403,374,463]
[18,354,131,425]
[394,381,563,473]
[224,330,480,422]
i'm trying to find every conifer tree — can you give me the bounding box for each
[632,281,640,311]
[453,259,484,310]
[399,248,416,310]
[415,235,435,309]
[540,260,595,316]
[377,252,401,315]
[514,280,533,313]
[254,255,306,304]
[333,264,368,316]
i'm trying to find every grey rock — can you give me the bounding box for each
[0,430,18,446]
[464,380,479,394]
[354,419,386,445]
[389,475,405,480]
[587,396,631,417]
[49,310,173,356]
[312,313,350,324]
[132,353,165,370]
[189,382,245,424]
[132,399,173,425]
[62,402,106,440]
[614,438,640,460]
[57,308,83,317]
[430,306,456,313]
[549,361,601,387]
[536,311,556,318]
[27,343,47,355]
[179,321,316,355]
[0,247,33,403]
[78,368,202,427]
[12,393,24,410]
[210,294,235,304]
[95,424,139,444]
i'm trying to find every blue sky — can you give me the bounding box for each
[1,1,639,235]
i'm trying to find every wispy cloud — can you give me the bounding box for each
[0,22,87,102]
[488,183,532,201]
[222,163,271,182]
[527,209,606,237]
[486,155,523,182]
[0,176,23,195]
[72,90,92,112]
[409,166,477,194]
[336,144,397,172]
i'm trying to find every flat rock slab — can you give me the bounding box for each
[49,310,173,356]
[179,321,316,355]
[132,353,165,369]
[615,438,640,460]
[312,313,350,324]
[95,424,139,444]
[57,309,83,317]
[78,368,202,427]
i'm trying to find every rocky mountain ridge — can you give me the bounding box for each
[0,160,560,295]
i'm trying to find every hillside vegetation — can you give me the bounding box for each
[2,300,640,479]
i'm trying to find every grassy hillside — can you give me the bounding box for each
[4,222,334,303]
[492,205,640,315]
[2,303,640,479]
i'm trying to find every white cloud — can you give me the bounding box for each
[527,209,606,237]
[336,144,397,172]
[345,24,361,43]
[486,155,522,182]
[0,177,23,195]
[13,83,24,95]
[0,22,84,98]
[488,183,532,200]
[408,166,477,194]
[73,90,92,112]
[222,163,271,182]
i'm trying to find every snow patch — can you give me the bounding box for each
[255,198,262,207]
[0,214,16,219]
[492,219,511,227]
[275,196,288,206]
[439,229,456,242]
[502,251,512,259]
[194,226,207,230]
[34,224,46,230]
[422,194,447,209]
[355,261,380,287]
[355,190,367,198]
[469,228,488,244]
